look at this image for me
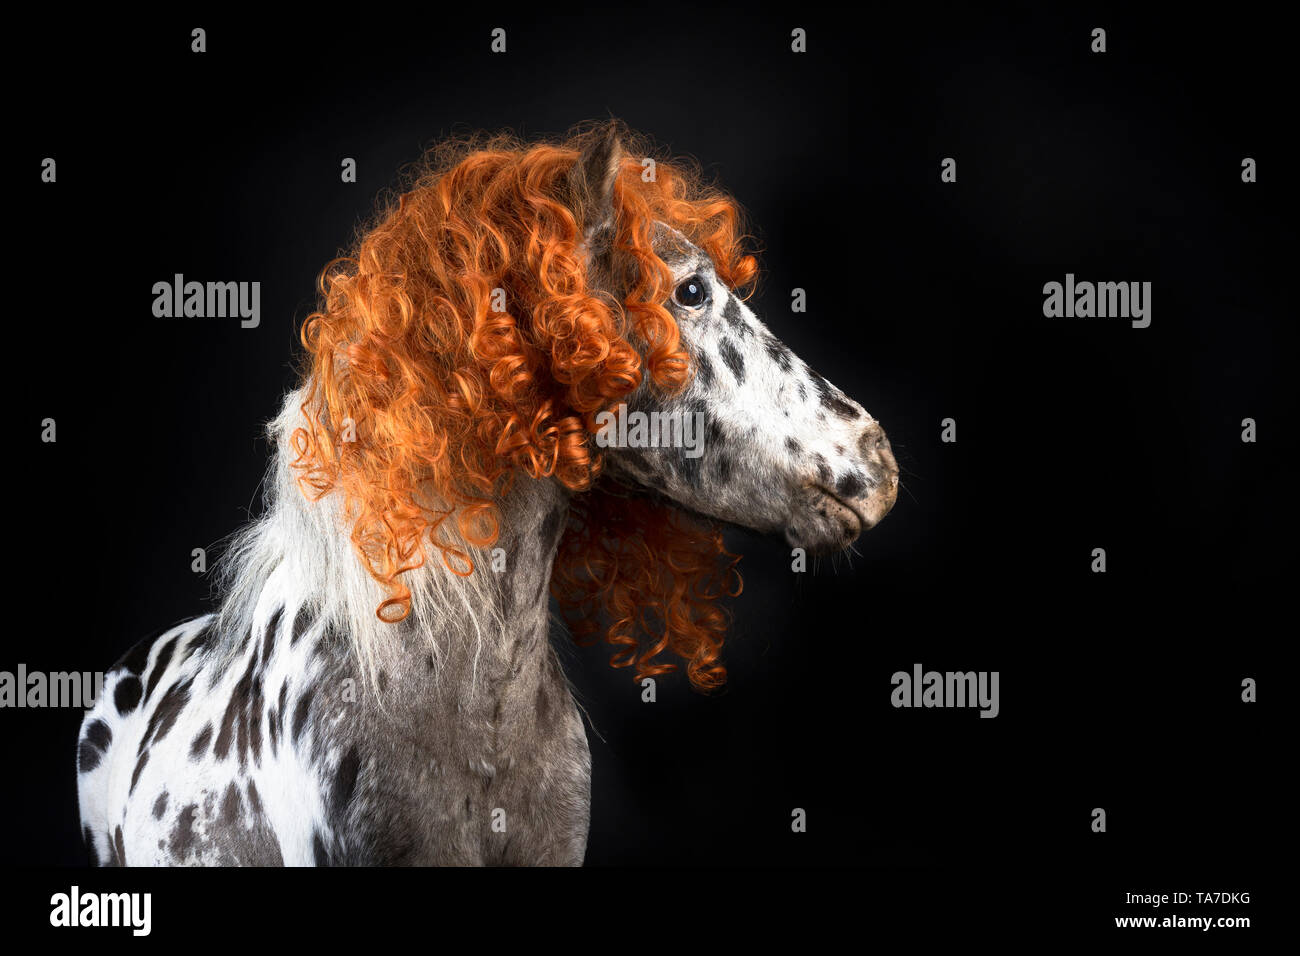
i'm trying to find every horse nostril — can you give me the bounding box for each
[857,423,888,457]
[858,423,898,484]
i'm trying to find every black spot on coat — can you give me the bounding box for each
[84,718,111,750]
[261,607,283,667]
[718,338,746,384]
[169,803,198,860]
[332,746,361,814]
[83,826,99,866]
[836,471,867,500]
[705,413,726,449]
[190,722,213,760]
[289,607,311,646]
[143,636,178,705]
[722,296,751,337]
[813,454,833,485]
[247,675,264,766]
[539,502,566,548]
[113,676,143,715]
[291,689,313,747]
[139,677,193,755]
[678,448,703,487]
[113,825,127,867]
[219,781,243,827]
[215,652,256,763]
[129,751,149,795]
[535,678,553,727]
[766,335,793,372]
[813,374,860,419]
[78,739,102,773]
[183,624,212,662]
[313,831,331,866]
[111,631,158,676]
[79,720,112,772]
[693,349,714,388]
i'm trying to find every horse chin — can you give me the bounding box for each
[784,486,865,553]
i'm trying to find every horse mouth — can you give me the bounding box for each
[812,484,866,537]
[802,471,898,546]
[816,481,868,528]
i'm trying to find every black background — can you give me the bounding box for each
[9,3,1287,911]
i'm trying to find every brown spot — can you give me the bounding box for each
[215,653,256,762]
[169,803,198,860]
[219,781,243,827]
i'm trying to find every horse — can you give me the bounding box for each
[76,122,899,866]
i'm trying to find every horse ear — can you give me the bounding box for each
[569,123,623,240]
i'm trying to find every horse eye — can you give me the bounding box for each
[673,275,708,309]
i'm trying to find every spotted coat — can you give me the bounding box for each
[76,126,897,866]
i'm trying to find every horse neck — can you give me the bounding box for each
[354,474,571,743]
[416,476,570,692]
[217,394,571,720]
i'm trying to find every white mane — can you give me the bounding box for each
[212,387,511,686]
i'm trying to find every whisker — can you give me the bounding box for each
[899,479,920,506]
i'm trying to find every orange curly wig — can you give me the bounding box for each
[290,124,758,691]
